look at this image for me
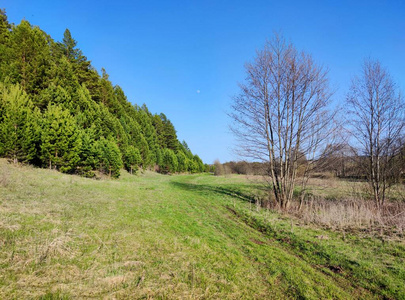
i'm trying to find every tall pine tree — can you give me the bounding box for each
[40,104,82,172]
[0,83,40,163]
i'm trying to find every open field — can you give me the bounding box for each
[0,159,404,299]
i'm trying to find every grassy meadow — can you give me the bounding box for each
[0,159,404,299]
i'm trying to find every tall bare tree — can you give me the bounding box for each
[230,35,333,209]
[347,59,404,207]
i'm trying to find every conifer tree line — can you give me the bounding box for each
[0,10,208,178]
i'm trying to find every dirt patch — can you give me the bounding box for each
[327,265,344,273]
[315,264,344,274]
[250,238,265,245]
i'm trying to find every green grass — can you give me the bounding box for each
[0,159,404,299]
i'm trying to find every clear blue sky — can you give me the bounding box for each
[3,0,405,163]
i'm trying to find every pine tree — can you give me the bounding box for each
[176,151,187,173]
[100,68,116,108]
[0,83,40,163]
[135,107,160,167]
[96,138,122,178]
[60,29,81,62]
[155,148,162,167]
[193,155,204,173]
[6,20,52,95]
[123,145,141,174]
[152,114,166,148]
[188,159,198,173]
[160,148,178,174]
[21,106,41,164]
[40,104,82,172]
[46,56,80,99]
[180,140,193,159]
[37,83,71,110]
[136,135,149,169]
[158,113,179,151]
[0,9,11,73]
[114,85,132,115]
[58,29,101,101]
[72,84,103,132]
[77,127,100,177]
[0,9,11,42]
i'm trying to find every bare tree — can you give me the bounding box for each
[230,35,333,209]
[213,159,224,176]
[346,59,405,207]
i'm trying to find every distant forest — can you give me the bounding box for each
[0,10,210,178]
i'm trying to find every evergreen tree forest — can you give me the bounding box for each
[0,10,207,178]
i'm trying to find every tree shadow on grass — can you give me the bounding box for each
[170,181,260,204]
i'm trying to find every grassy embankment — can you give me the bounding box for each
[0,159,404,299]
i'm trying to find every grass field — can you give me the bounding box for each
[0,159,404,299]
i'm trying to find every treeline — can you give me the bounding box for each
[0,10,207,178]
[316,144,405,181]
[214,160,266,176]
[215,144,405,181]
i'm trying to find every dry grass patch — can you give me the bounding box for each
[294,197,405,238]
[241,173,405,238]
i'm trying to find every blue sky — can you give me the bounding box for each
[3,0,404,163]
